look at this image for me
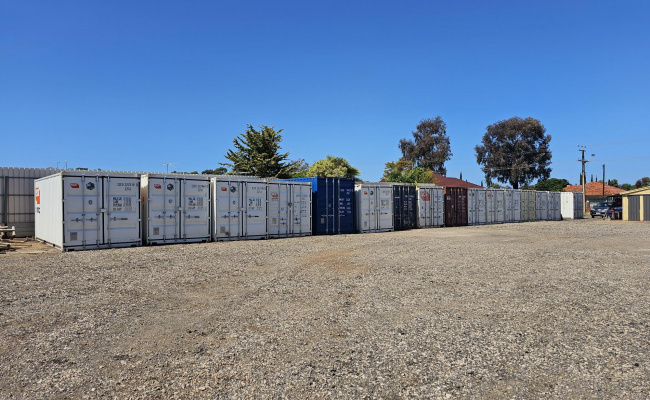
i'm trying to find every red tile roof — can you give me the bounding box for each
[563,181,625,196]
[432,173,483,188]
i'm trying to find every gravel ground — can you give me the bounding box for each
[1,219,649,399]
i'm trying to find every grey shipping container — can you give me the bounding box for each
[141,174,211,245]
[548,192,562,221]
[266,180,312,238]
[467,188,486,225]
[535,191,550,221]
[560,192,584,219]
[505,189,521,222]
[35,171,142,251]
[416,184,444,228]
[520,190,536,222]
[1,167,61,237]
[486,189,505,224]
[355,183,393,233]
[211,176,268,241]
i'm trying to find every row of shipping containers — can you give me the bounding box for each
[33,171,583,251]
[443,188,583,226]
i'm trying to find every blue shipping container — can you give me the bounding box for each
[282,177,355,235]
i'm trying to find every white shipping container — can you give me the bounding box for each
[485,189,505,224]
[355,183,393,233]
[266,181,312,238]
[416,184,444,228]
[34,171,142,251]
[520,190,536,221]
[467,188,487,225]
[211,177,268,241]
[141,174,211,245]
[504,189,521,222]
[548,192,562,221]
[560,192,584,219]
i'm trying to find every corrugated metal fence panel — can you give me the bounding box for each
[644,195,650,221]
[628,196,641,221]
[1,167,61,236]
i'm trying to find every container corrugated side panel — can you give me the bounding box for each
[644,195,650,221]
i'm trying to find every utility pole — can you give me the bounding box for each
[578,146,589,216]
[602,164,605,198]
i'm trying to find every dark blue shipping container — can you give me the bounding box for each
[282,177,355,235]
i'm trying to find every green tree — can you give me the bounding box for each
[382,159,435,184]
[399,116,452,175]
[534,178,571,192]
[621,183,635,191]
[222,125,302,178]
[607,178,619,187]
[303,156,360,180]
[475,117,551,189]
[201,167,228,175]
[635,177,650,188]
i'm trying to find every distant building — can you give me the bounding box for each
[621,186,650,221]
[432,173,482,189]
[562,181,625,209]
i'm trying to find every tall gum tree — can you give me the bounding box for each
[399,116,452,175]
[475,117,551,189]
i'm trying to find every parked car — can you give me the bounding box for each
[590,201,611,218]
[606,199,623,220]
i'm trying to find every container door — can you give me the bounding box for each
[418,188,431,228]
[496,191,505,223]
[215,181,241,239]
[486,191,494,224]
[291,184,311,235]
[268,183,289,237]
[359,186,377,232]
[513,191,521,221]
[104,177,140,244]
[62,176,103,247]
[316,178,333,234]
[378,186,393,231]
[393,186,402,230]
[644,195,650,221]
[243,181,267,237]
[181,179,210,240]
[478,190,487,224]
[467,190,477,225]
[146,178,179,241]
[433,188,444,227]
[407,186,416,228]
[337,180,355,234]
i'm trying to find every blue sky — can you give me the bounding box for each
[2,1,649,185]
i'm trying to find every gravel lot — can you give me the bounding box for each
[1,219,649,399]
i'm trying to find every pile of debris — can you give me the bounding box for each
[1,226,16,253]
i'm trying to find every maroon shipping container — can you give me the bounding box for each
[444,187,468,227]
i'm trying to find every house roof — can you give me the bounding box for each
[562,181,625,196]
[621,186,650,196]
[432,173,483,188]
